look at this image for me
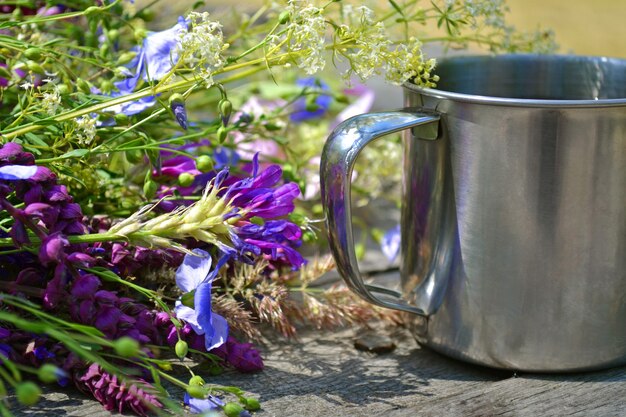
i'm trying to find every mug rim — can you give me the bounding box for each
[404,53,626,108]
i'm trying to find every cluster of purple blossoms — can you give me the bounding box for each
[76,363,162,417]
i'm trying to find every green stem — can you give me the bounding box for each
[1,55,284,141]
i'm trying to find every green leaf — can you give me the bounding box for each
[388,0,406,17]
[60,148,89,159]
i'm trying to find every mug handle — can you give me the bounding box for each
[320,109,441,316]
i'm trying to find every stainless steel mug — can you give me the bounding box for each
[320,54,626,372]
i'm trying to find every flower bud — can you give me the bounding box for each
[99,43,110,59]
[113,336,141,358]
[195,155,214,173]
[189,375,204,386]
[114,113,129,125]
[278,10,290,24]
[186,385,207,399]
[219,99,232,126]
[99,79,114,94]
[38,364,66,384]
[244,397,261,411]
[178,172,195,187]
[223,402,244,417]
[170,100,188,130]
[107,29,120,42]
[26,61,44,74]
[175,340,188,359]
[76,78,91,94]
[23,48,42,60]
[117,52,137,66]
[143,179,157,200]
[217,126,228,144]
[16,381,41,406]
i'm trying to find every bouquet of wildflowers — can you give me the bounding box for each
[0,0,554,415]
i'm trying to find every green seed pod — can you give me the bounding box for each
[84,6,101,17]
[134,28,148,41]
[107,29,120,43]
[223,402,245,417]
[189,375,205,386]
[23,48,42,60]
[16,382,41,406]
[26,61,44,74]
[278,10,290,24]
[217,126,228,144]
[138,8,155,22]
[113,336,141,358]
[115,113,130,125]
[99,43,110,59]
[175,340,189,359]
[76,78,91,94]
[143,179,157,200]
[186,385,207,399]
[178,172,195,187]
[117,52,137,66]
[208,363,223,376]
[244,397,261,411]
[38,364,62,384]
[57,84,70,95]
[100,79,114,94]
[264,122,282,131]
[195,155,214,173]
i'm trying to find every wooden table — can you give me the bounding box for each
[13,267,626,417]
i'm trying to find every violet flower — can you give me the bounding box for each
[174,249,229,351]
[290,77,332,122]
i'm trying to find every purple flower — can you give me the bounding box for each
[223,336,264,373]
[76,363,162,416]
[183,393,224,414]
[38,232,69,265]
[290,77,332,122]
[174,249,229,351]
[381,224,401,262]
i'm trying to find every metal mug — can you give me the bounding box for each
[320,54,626,372]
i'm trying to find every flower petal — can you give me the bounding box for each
[175,249,212,293]
[174,302,204,335]
[0,165,37,180]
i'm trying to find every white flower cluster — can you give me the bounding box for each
[269,1,327,75]
[336,5,391,81]
[384,38,438,86]
[462,0,507,29]
[41,89,62,115]
[180,12,229,87]
[74,115,97,145]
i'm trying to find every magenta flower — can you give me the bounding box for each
[174,249,229,351]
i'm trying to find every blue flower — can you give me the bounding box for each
[381,224,401,262]
[290,77,332,122]
[106,18,187,116]
[0,164,51,181]
[183,393,224,414]
[174,249,229,351]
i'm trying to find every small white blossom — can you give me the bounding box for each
[180,12,228,87]
[41,90,62,115]
[74,115,97,145]
[269,2,327,75]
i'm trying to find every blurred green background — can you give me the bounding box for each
[140,0,626,58]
